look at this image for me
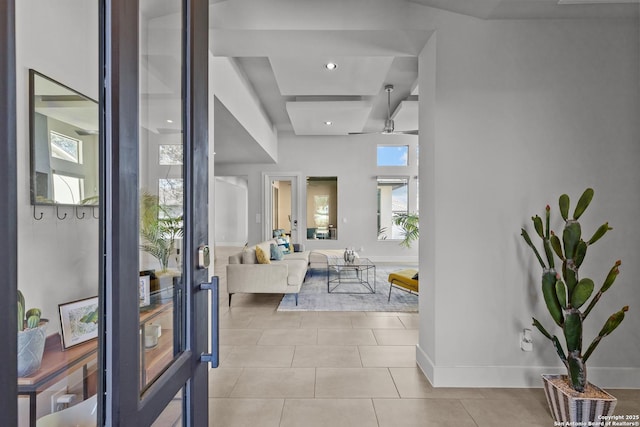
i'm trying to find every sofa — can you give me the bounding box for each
[226,240,310,306]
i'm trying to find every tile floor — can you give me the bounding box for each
[208,247,640,427]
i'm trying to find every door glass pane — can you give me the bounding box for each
[139,0,185,393]
[17,2,99,426]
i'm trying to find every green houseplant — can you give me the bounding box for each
[140,193,183,274]
[521,188,629,422]
[393,212,419,248]
[17,290,48,376]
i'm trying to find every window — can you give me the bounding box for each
[159,178,184,218]
[52,172,84,204]
[377,177,408,240]
[306,177,338,240]
[50,131,82,164]
[159,144,183,165]
[377,145,408,166]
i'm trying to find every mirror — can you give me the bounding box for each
[29,69,99,206]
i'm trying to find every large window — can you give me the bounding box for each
[377,177,408,240]
[50,131,82,164]
[306,177,338,240]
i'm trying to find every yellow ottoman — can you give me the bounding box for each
[387,269,419,301]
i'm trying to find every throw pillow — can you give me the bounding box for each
[242,248,257,264]
[256,246,271,264]
[412,272,419,280]
[270,243,284,261]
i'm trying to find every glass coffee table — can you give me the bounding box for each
[327,257,376,294]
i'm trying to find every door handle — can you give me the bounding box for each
[199,276,219,368]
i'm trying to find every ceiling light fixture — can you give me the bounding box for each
[166,119,173,123]
[325,62,338,71]
[324,121,333,126]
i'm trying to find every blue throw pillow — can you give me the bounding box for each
[270,243,284,261]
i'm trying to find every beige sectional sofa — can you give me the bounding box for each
[226,240,310,306]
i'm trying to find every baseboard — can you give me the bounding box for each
[415,345,640,389]
[367,256,419,264]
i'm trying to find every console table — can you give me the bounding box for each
[18,334,97,427]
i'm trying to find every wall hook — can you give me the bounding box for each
[56,206,67,220]
[75,206,86,219]
[92,206,99,219]
[33,206,44,220]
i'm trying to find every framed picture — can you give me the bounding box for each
[58,296,99,349]
[139,274,151,307]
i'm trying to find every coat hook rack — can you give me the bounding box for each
[75,206,86,219]
[56,206,67,220]
[92,206,99,219]
[33,205,44,220]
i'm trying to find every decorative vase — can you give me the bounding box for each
[542,374,617,424]
[343,248,355,263]
[17,321,48,377]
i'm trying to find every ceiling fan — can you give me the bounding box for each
[349,84,418,136]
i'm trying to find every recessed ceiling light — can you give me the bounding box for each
[324,121,333,126]
[325,62,338,71]
[166,119,173,123]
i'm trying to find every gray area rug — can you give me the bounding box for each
[278,264,418,312]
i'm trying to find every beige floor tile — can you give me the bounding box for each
[373,329,418,345]
[209,398,284,427]
[280,399,379,427]
[398,314,420,329]
[461,398,553,426]
[219,329,263,346]
[359,345,416,367]
[616,399,640,416]
[389,367,434,398]
[315,368,399,398]
[366,311,409,317]
[373,398,479,427]
[292,345,362,368]
[208,368,243,397]
[351,316,405,329]
[229,368,316,398]
[610,389,640,401]
[247,315,302,329]
[220,345,295,368]
[426,387,486,400]
[219,315,254,329]
[257,328,318,345]
[478,387,546,402]
[300,316,353,329]
[317,328,377,345]
[218,345,234,364]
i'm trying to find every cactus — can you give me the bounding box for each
[17,290,42,332]
[521,188,629,392]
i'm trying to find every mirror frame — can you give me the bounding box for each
[29,69,99,206]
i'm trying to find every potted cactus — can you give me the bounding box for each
[17,290,48,376]
[521,188,629,423]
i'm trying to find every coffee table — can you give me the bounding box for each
[327,257,376,294]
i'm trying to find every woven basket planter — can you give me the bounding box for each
[542,374,617,423]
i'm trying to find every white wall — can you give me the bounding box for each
[215,133,420,262]
[418,15,640,388]
[214,177,249,246]
[16,0,99,336]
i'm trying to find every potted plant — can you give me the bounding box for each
[140,193,183,302]
[521,188,629,423]
[17,290,48,377]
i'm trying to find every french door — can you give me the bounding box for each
[0,0,211,425]
[100,0,211,425]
